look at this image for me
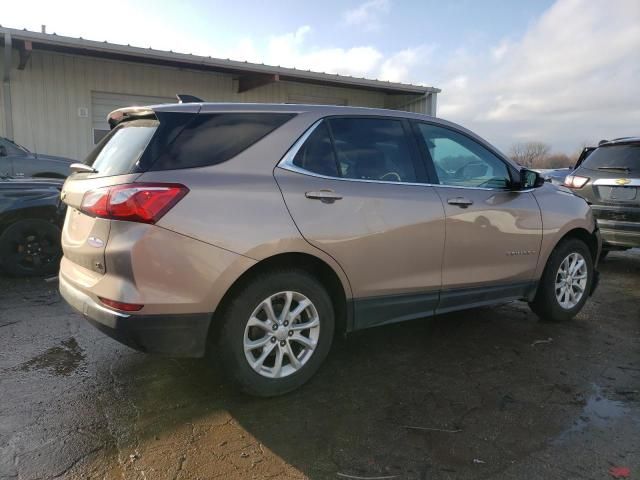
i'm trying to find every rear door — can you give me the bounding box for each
[412,122,542,311]
[275,116,446,330]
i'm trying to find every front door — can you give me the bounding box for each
[413,122,542,312]
[275,117,446,329]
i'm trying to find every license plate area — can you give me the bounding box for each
[597,186,637,201]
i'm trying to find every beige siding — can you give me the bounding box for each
[0,49,410,160]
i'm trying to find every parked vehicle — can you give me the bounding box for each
[0,137,74,179]
[0,178,65,276]
[59,103,601,396]
[565,137,640,254]
[537,167,572,185]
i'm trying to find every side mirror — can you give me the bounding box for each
[519,169,545,189]
[0,145,7,157]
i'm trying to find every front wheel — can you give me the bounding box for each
[216,269,335,396]
[529,238,594,322]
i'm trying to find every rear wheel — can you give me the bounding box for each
[0,219,62,277]
[216,269,334,396]
[529,238,593,322]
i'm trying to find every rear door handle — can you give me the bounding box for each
[447,197,473,207]
[305,190,343,202]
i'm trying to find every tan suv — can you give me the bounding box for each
[59,103,601,396]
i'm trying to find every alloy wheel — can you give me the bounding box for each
[243,291,320,379]
[555,252,588,309]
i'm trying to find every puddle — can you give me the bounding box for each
[19,337,85,376]
[553,384,627,444]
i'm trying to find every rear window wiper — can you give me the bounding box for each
[69,163,98,174]
[597,166,631,172]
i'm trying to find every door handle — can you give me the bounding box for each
[305,190,343,202]
[447,197,473,208]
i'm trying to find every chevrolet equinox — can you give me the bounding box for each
[59,103,601,396]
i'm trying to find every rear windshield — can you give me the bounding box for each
[581,144,640,173]
[85,120,158,177]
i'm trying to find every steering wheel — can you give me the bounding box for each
[380,171,402,182]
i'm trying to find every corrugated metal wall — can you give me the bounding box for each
[0,49,420,160]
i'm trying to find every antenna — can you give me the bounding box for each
[176,94,204,104]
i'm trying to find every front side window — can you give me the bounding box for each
[416,123,511,189]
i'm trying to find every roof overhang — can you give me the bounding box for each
[0,27,440,96]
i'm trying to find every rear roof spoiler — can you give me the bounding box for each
[107,106,156,129]
[107,94,204,129]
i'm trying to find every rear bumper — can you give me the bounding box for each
[592,206,640,249]
[60,274,211,357]
[596,221,640,249]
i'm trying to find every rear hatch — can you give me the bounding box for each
[60,113,164,279]
[573,143,640,222]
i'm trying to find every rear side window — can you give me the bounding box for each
[329,118,417,182]
[291,117,417,183]
[292,122,339,177]
[150,113,295,171]
[580,144,639,173]
[85,120,158,177]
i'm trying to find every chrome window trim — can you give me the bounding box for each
[593,178,640,187]
[277,119,531,193]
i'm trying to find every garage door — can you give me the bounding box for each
[91,92,174,144]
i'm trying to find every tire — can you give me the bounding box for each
[216,269,335,397]
[0,219,62,277]
[529,238,593,322]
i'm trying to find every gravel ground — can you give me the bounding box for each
[1,250,639,479]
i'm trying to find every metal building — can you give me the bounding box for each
[0,27,440,161]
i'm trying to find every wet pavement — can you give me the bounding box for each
[1,251,639,479]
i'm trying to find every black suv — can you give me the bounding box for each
[0,178,65,276]
[565,137,639,253]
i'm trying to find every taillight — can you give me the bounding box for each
[564,175,589,189]
[98,297,144,312]
[80,183,188,224]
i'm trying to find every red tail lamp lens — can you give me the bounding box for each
[81,183,188,223]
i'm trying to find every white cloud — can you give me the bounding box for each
[438,0,640,153]
[343,0,390,31]
[379,46,432,83]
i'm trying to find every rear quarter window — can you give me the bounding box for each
[149,113,295,171]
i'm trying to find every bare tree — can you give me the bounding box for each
[509,142,551,168]
[541,154,573,169]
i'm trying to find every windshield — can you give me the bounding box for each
[3,138,30,154]
[581,144,640,173]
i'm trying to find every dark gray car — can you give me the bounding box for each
[564,137,640,252]
[0,137,74,179]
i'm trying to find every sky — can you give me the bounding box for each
[2,0,639,154]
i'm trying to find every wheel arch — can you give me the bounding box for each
[555,227,600,264]
[210,252,351,341]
